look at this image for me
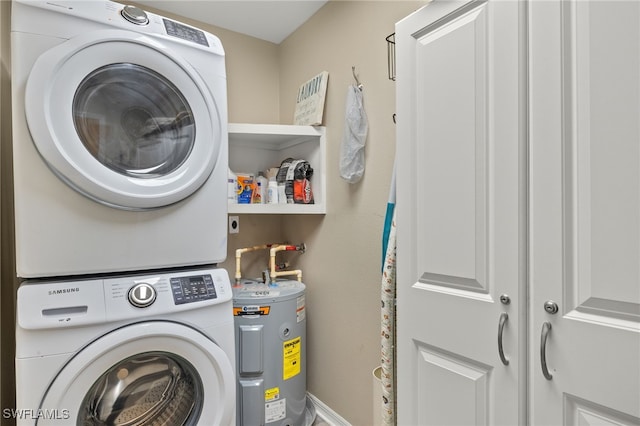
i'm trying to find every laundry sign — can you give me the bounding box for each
[294,71,329,126]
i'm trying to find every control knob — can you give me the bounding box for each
[121,5,149,25]
[128,283,157,308]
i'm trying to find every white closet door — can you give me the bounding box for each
[396,1,526,424]
[529,0,640,424]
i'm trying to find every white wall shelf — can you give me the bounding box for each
[228,123,326,214]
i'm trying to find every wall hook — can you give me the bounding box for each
[352,66,363,90]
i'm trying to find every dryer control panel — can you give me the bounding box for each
[11,0,224,55]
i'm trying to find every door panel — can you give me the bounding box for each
[396,1,524,424]
[562,0,639,322]
[565,395,640,426]
[416,344,491,426]
[530,0,640,423]
[416,4,489,294]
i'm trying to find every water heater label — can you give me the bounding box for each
[265,398,286,423]
[264,387,280,402]
[233,306,271,316]
[283,337,302,380]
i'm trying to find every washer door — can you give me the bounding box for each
[38,322,235,425]
[25,30,223,210]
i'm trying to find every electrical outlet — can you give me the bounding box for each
[228,216,239,234]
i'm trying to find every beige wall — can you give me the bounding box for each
[0,1,426,424]
[278,2,424,424]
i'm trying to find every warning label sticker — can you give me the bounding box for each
[265,387,280,402]
[283,336,301,380]
[265,398,286,423]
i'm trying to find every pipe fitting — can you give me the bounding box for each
[234,243,280,285]
[269,244,305,284]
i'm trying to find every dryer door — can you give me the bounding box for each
[24,29,223,210]
[38,321,235,425]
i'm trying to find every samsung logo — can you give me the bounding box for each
[48,287,80,296]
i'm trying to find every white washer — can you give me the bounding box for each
[11,0,228,278]
[15,267,236,425]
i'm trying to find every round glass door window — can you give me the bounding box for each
[73,63,195,179]
[78,351,203,425]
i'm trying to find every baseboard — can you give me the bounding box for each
[307,393,351,426]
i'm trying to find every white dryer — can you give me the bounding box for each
[11,0,228,278]
[15,267,236,425]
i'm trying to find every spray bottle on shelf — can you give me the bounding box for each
[254,172,268,204]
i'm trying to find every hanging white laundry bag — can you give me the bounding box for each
[339,85,368,183]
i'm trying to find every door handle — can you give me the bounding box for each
[540,321,553,380]
[497,312,509,365]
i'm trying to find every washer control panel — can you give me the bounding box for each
[170,274,217,305]
[16,268,232,330]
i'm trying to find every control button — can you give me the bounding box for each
[121,5,149,25]
[128,283,157,308]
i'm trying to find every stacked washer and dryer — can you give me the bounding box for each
[10,1,235,424]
